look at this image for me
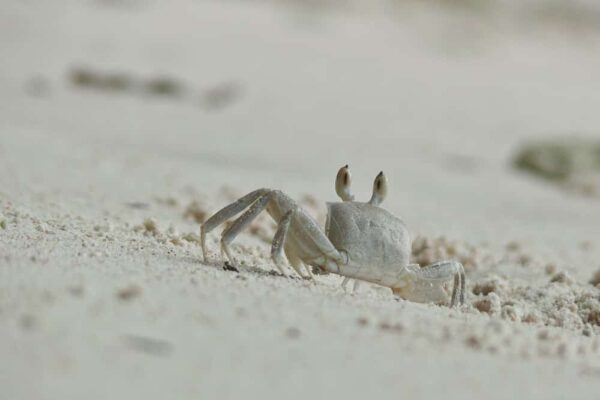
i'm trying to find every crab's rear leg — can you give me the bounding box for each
[201,188,270,262]
[393,261,465,307]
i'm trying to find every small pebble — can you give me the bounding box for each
[545,263,557,275]
[67,285,85,297]
[379,321,404,333]
[550,271,575,285]
[589,268,600,286]
[473,293,501,315]
[285,327,301,339]
[117,285,142,301]
[19,314,37,331]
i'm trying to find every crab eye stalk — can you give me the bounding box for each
[369,171,388,206]
[335,164,354,201]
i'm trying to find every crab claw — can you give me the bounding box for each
[335,164,354,202]
[369,171,388,206]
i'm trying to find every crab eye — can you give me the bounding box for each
[369,171,388,206]
[335,164,354,202]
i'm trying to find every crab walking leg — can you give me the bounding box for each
[270,209,296,275]
[200,188,270,261]
[302,264,314,279]
[412,261,465,307]
[341,278,361,293]
[220,192,274,267]
[341,277,351,290]
[284,246,312,279]
[294,212,346,268]
[461,272,466,303]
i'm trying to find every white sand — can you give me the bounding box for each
[1,1,600,399]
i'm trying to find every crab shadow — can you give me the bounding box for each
[170,253,307,281]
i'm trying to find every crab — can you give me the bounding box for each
[200,165,465,307]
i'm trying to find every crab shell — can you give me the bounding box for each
[325,201,411,287]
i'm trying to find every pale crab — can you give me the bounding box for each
[200,165,465,306]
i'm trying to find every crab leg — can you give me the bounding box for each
[271,209,295,275]
[302,264,314,279]
[281,244,312,279]
[201,188,270,262]
[341,277,350,289]
[294,212,346,267]
[341,277,361,293]
[219,192,274,267]
[260,207,345,277]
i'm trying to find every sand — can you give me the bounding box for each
[1,1,600,399]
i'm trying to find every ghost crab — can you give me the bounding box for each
[201,165,465,306]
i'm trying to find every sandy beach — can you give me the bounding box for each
[1,1,600,398]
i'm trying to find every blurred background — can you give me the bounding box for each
[2,0,600,248]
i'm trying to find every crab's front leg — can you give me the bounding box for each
[392,261,465,307]
[270,209,295,275]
